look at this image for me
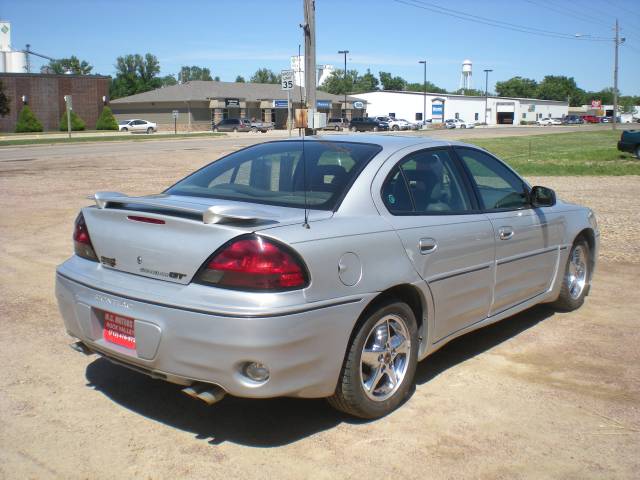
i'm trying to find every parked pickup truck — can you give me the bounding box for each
[617,130,640,158]
[212,118,274,133]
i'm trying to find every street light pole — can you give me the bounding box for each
[419,60,426,127]
[483,69,492,126]
[338,50,349,120]
[613,18,620,130]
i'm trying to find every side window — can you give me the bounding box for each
[456,148,529,210]
[382,149,473,214]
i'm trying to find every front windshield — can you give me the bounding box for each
[166,140,382,210]
[119,120,130,125]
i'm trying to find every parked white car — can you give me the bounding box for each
[444,118,475,129]
[372,116,411,131]
[118,119,157,133]
[536,118,562,126]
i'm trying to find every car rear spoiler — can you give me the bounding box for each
[92,191,276,225]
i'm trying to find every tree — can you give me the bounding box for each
[379,71,406,91]
[619,96,636,114]
[495,76,538,98]
[60,109,86,131]
[582,88,615,106]
[353,69,379,93]
[0,80,9,118]
[214,76,220,81]
[43,56,93,75]
[235,75,245,83]
[535,75,584,106]
[15,106,43,132]
[250,68,281,84]
[179,66,213,82]
[319,69,358,95]
[95,106,119,130]
[110,53,162,99]
[160,75,177,87]
[453,88,484,96]
[405,81,447,94]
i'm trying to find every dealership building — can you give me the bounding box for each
[355,90,568,125]
[110,81,366,131]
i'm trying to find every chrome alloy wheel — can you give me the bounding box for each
[568,245,588,299]
[360,314,411,401]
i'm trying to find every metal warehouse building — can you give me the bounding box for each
[110,81,366,131]
[355,90,568,125]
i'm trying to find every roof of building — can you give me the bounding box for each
[111,80,363,104]
[356,90,568,104]
[0,72,111,79]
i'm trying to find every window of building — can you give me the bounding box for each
[522,113,527,119]
[474,113,479,121]
[416,112,423,121]
[388,113,396,118]
[455,112,460,119]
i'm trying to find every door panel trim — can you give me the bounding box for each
[497,246,558,266]
[429,264,491,283]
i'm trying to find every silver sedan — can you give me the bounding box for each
[56,135,598,418]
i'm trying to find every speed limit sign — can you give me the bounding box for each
[281,70,294,90]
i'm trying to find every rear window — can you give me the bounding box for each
[166,141,382,210]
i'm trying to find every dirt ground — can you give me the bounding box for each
[0,138,639,479]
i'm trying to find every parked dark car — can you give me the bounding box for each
[562,115,584,125]
[617,130,640,158]
[349,117,389,132]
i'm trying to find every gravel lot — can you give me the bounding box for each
[0,135,638,479]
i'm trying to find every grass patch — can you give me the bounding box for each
[0,132,225,147]
[470,130,639,175]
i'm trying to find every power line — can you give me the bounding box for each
[524,0,609,29]
[604,0,640,20]
[391,0,611,41]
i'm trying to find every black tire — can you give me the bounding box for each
[635,145,640,159]
[461,124,467,129]
[335,125,340,131]
[392,125,399,131]
[373,126,379,132]
[328,300,418,419]
[213,127,219,132]
[146,127,153,134]
[251,127,258,133]
[121,127,128,132]
[551,239,591,311]
[350,126,356,132]
[232,127,238,133]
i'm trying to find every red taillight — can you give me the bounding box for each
[127,215,165,224]
[196,236,308,291]
[73,212,98,261]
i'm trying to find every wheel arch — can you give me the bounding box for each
[574,227,597,283]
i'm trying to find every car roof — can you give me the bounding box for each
[301,133,470,150]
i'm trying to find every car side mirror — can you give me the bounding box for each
[530,186,556,207]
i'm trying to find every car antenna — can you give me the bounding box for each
[297,42,310,229]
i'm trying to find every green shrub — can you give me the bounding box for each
[15,106,43,132]
[95,106,119,130]
[60,109,86,131]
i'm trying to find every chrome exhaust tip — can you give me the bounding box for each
[182,383,226,406]
[70,341,94,356]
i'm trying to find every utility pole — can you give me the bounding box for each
[338,50,349,120]
[613,18,620,130]
[303,0,316,134]
[483,69,492,126]
[419,60,426,127]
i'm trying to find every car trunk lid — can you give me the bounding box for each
[82,192,331,284]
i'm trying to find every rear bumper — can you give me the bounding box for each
[55,268,370,399]
[617,141,636,153]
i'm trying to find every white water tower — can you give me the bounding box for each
[459,59,472,93]
[0,21,27,73]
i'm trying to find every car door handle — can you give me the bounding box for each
[419,238,437,254]
[498,227,514,240]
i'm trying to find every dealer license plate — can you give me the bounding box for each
[102,311,136,350]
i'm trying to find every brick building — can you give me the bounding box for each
[0,73,111,132]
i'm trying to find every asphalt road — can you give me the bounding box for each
[0,124,625,162]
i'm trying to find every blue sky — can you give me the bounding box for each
[3,0,640,94]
